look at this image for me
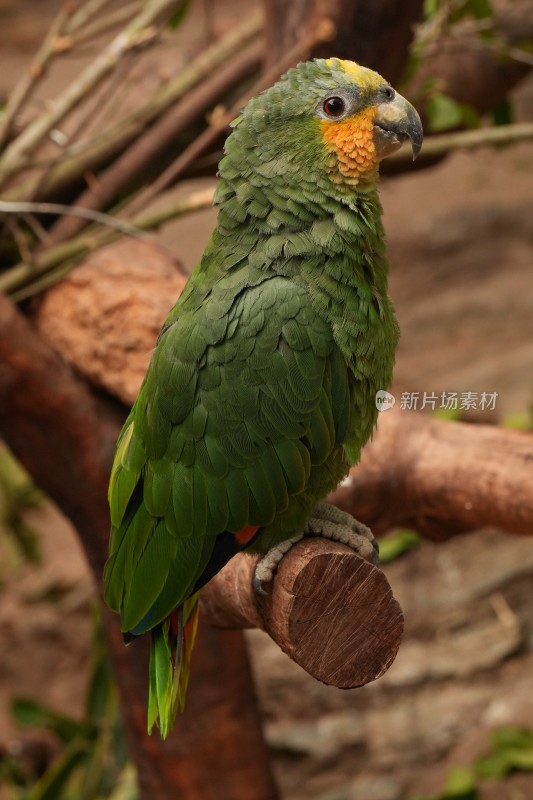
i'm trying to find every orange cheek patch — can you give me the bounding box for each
[320,108,378,183]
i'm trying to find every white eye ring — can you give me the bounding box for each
[323,96,346,118]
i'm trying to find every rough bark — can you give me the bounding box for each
[201,538,403,688]
[331,410,533,540]
[0,292,278,800]
[263,0,425,83]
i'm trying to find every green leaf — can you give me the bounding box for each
[443,766,477,797]
[475,751,510,779]
[108,765,139,800]
[475,727,533,778]
[502,411,532,430]
[506,748,533,771]
[491,726,533,751]
[21,741,88,800]
[427,95,463,132]
[492,98,513,126]
[449,0,493,23]
[410,766,477,800]
[167,0,192,29]
[379,529,421,563]
[426,94,480,133]
[423,0,441,18]
[11,698,96,745]
[432,406,465,422]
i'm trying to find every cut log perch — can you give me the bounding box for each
[201,538,404,688]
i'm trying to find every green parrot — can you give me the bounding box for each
[104,57,422,737]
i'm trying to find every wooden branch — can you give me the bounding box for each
[0,0,183,186]
[0,292,278,800]
[120,21,332,217]
[0,3,72,149]
[263,0,424,84]
[45,40,262,244]
[201,538,403,688]
[66,0,117,35]
[388,122,533,165]
[2,12,262,206]
[330,410,533,540]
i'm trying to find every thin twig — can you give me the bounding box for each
[1,11,263,206]
[66,0,120,35]
[0,187,215,298]
[0,4,73,148]
[131,186,215,229]
[125,19,335,215]
[0,0,184,186]
[29,53,138,203]
[391,121,533,163]
[3,119,532,301]
[46,40,263,244]
[69,3,143,47]
[0,185,216,300]
[0,200,149,239]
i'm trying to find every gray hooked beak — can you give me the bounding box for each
[373,91,423,161]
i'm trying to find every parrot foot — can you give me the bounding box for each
[252,503,378,595]
[253,532,305,596]
[306,502,379,566]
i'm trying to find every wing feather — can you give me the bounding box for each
[106,273,350,635]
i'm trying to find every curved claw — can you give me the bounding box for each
[253,572,269,596]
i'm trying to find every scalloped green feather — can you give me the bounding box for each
[106,57,404,736]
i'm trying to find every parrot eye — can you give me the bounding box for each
[323,96,346,118]
[381,85,395,102]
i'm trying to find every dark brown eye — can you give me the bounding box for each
[323,96,346,118]
[382,85,395,102]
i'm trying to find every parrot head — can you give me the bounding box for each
[223,58,422,192]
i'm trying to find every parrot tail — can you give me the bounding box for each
[147,593,200,738]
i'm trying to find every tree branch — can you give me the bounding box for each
[0,292,278,800]
[30,246,533,547]
[0,3,73,149]
[263,0,424,84]
[201,538,403,688]
[45,40,263,244]
[388,122,533,167]
[330,410,533,540]
[0,0,184,185]
[2,11,263,205]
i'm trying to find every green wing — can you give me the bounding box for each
[104,271,352,635]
